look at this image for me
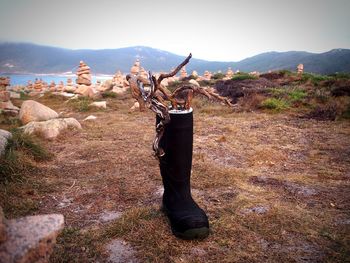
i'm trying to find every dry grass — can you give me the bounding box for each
[1,93,349,262]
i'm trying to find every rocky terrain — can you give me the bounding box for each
[0,67,350,262]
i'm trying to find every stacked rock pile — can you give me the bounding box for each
[0,77,19,115]
[76,61,92,85]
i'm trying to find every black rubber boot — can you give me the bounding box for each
[157,109,209,240]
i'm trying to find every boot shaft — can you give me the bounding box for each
[157,109,194,205]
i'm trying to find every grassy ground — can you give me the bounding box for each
[1,92,349,262]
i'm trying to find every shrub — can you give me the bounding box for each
[260,98,289,111]
[101,91,117,98]
[68,97,91,112]
[288,89,307,103]
[232,73,257,81]
[301,73,329,86]
[212,73,225,80]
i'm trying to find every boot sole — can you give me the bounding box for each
[173,227,209,240]
[161,205,210,240]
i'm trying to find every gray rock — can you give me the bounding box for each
[0,129,12,156]
[19,100,58,125]
[21,118,82,140]
[0,214,64,263]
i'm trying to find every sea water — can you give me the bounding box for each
[0,74,113,86]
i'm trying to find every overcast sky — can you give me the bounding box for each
[0,0,349,61]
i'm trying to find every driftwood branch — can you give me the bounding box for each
[157,53,192,85]
[126,53,232,157]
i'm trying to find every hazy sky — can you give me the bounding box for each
[0,0,349,61]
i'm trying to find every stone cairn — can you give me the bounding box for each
[180,66,188,79]
[0,77,19,115]
[64,78,76,92]
[112,70,124,87]
[56,81,64,92]
[139,67,148,79]
[49,81,56,92]
[297,64,304,75]
[203,70,212,80]
[26,80,33,91]
[33,78,43,92]
[226,67,234,79]
[75,61,97,97]
[0,206,64,263]
[76,61,92,86]
[191,70,199,79]
[130,59,140,76]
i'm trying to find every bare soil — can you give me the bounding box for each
[1,94,350,262]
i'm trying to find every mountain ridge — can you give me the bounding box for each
[0,42,349,75]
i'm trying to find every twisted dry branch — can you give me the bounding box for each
[126,53,232,157]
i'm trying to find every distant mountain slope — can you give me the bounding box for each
[0,43,349,75]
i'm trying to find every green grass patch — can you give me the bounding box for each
[260,98,289,111]
[68,97,92,112]
[288,89,307,103]
[101,91,118,98]
[301,73,330,86]
[232,73,258,81]
[0,129,52,183]
[212,72,225,80]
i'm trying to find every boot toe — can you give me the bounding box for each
[171,213,209,240]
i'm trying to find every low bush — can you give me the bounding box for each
[68,97,91,112]
[232,73,258,81]
[212,72,225,80]
[260,98,289,111]
[101,91,117,98]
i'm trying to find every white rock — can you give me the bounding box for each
[130,102,139,111]
[52,92,76,98]
[83,115,97,121]
[19,100,58,125]
[90,101,106,109]
[189,79,200,87]
[21,118,82,140]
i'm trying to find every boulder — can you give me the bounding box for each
[0,214,64,263]
[1,100,20,116]
[19,100,58,125]
[21,118,81,140]
[90,101,106,109]
[0,129,12,156]
[75,85,97,98]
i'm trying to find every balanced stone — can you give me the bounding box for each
[226,67,234,79]
[76,61,92,86]
[297,64,304,74]
[130,59,140,76]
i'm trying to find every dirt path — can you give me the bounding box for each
[3,96,350,262]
